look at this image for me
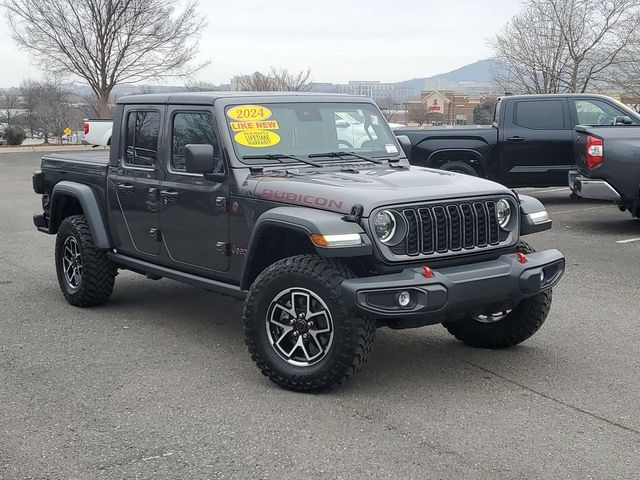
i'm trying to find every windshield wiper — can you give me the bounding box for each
[242,153,322,168]
[308,151,383,164]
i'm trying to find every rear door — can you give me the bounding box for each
[109,107,162,257]
[159,107,230,273]
[499,98,574,187]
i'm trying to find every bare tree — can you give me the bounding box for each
[185,79,219,92]
[492,0,640,94]
[613,34,640,111]
[24,79,73,143]
[406,102,432,126]
[0,91,22,128]
[235,68,312,92]
[19,80,38,137]
[3,0,207,118]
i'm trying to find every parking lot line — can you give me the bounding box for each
[521,187,570,194]
[551,205,611,215]
[615,238,640,244]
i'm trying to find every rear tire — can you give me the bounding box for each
[55,215,117,307]
[442,240,552,349]
[243,255,376,392]
[439,161,479,177]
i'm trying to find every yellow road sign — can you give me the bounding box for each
[63,127,72,136]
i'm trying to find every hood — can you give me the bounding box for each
[246,164,511,216]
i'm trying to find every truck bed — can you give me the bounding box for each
[40,150,110,216]
[573,125,640,215]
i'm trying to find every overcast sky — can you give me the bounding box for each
[0,0,524,88]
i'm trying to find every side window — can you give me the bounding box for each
[514,100,565,130]
[171,112,218,171]
[574,99,637,126]
[125,111,160,167]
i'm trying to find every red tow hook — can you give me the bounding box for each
[421,265,434,278]
[516,252,528,264]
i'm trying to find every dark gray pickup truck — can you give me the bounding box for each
[396,94,640,187]
[32,92,565,391]
[569,125,640,217]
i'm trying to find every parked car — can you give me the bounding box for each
[82,118,113,146]
[569,124,640,217]
[32,92,565,391]
[395,94,640,187]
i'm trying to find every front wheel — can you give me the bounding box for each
[442,240,552,348]
[243,255,376,392]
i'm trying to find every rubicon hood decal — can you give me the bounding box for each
[251,165,511,215]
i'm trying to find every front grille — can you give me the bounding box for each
[389,199,511,258]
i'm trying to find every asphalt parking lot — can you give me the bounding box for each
[1,151,639,479]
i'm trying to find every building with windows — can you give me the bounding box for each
[406,90,493,126]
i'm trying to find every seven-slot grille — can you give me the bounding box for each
[390,200,505,257]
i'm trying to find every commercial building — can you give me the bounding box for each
[406,90,495,126]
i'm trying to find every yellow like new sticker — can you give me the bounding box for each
[234,130,281,148]
[227,105,272,121]
[229,120,280,131]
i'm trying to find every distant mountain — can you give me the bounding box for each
[399,59,500,97]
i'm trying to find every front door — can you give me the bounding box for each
[110,108,162,256]
[159,108,229,273]
[499,98,574,187]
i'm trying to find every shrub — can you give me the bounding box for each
[3,126,27,145]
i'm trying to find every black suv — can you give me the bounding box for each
[32,92,565,391]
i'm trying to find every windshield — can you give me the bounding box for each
[224,102,400,164]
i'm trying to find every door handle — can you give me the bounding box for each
[160,190,180,203]
[117,183,134,192]
[507,136,524,142]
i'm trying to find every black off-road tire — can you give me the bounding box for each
[442,240,552,349]
[55,215,117,307]
[439,161,479,177]
[243,255,376,392]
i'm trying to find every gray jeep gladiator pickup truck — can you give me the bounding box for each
[32,92,565,392]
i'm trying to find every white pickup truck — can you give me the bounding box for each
[82,119,112,146]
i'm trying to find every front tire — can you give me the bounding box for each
[442,240,552,349]
[439,161,479,177]
[243,255,376,392]
[55,215,117,307]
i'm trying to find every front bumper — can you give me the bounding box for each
[342,249,565,324]
[568,170,621,201]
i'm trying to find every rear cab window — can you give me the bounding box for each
[124,110,160,168]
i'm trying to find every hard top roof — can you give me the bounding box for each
[499,93,618,101]
[117,91,368,105]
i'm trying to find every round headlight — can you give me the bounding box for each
[496,198,512,229]
[374,210,396,243]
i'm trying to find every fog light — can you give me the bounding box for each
[540,270,545,283]
[397,291,411,307]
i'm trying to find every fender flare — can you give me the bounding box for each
[50,181,112,249]
[426,148,488,175]
[240,206,372,290]
[518,194,552,235]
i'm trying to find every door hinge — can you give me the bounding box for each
[215,197,228,211]
[216,241,231,256]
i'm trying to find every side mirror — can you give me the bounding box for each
[614,115,633,125]
[185,144,225,181]
[395,134,412,162]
